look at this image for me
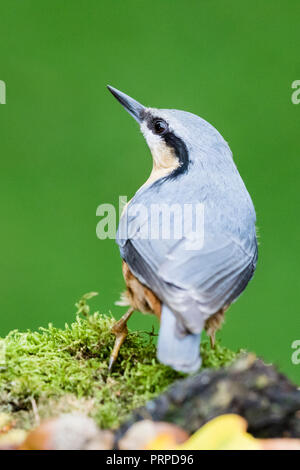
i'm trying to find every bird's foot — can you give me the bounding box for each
[210,331,216,349]
[108,308,134,372]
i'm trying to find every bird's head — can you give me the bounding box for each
[107,85,229,184]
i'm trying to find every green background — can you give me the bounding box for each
[1,0,299,383]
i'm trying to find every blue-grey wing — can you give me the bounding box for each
[118,230,257,334]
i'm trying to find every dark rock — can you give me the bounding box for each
[115,354,300,445]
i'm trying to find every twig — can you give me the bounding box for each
[30,397,40,427]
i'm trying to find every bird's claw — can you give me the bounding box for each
[108,308,133,372]
[108,356,115,373]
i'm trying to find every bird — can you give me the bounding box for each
[107,85,258,373]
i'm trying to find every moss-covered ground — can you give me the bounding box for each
[0,293,238,431]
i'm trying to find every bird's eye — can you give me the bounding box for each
[153,119,168,135]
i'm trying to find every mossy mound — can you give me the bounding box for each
[0,293,238,431]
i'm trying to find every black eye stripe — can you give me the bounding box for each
[144,112,169,136]
[163,132,189,179]
[143,112,189,182]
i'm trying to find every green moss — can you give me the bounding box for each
[0,293,238,430]
[200,340,239,369]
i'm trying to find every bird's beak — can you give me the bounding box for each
[107,85,145,124]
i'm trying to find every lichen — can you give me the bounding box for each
[0,293,238,431]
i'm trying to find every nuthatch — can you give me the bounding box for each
[107,86,257,373]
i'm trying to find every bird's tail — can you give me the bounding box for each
[157,304,201,374]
